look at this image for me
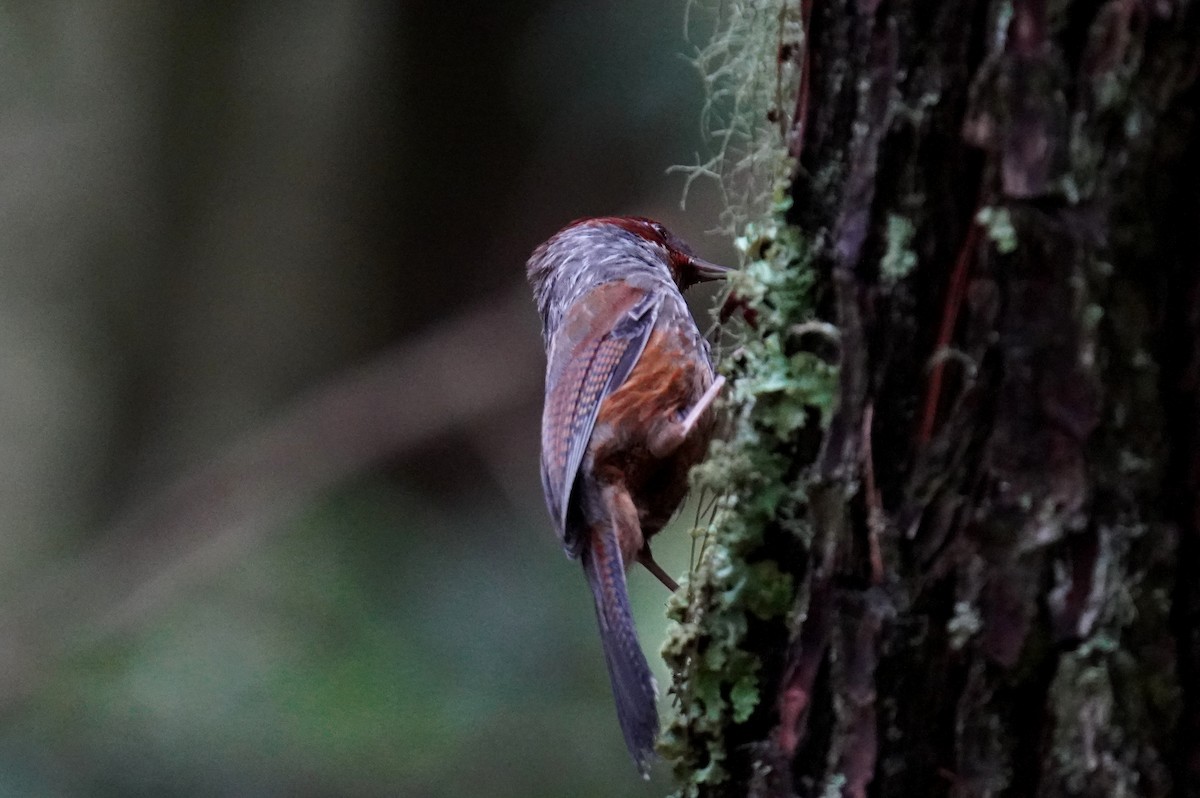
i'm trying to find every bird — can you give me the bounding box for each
[526,216,729,775]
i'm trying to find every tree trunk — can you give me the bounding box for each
[664,2,1200,796]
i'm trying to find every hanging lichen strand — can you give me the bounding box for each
[674,0,805,236]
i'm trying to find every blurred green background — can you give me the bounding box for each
[0,2,734,795]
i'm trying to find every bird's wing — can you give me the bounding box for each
[539,281,660,551]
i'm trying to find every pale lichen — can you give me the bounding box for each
[975,205,1019,254]
[674,0,805,238]
[947,600,984,650]
[880,214,919,284]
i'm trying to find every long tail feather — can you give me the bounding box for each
[581,524,658,776]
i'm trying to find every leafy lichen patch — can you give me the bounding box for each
[661,186,836,793]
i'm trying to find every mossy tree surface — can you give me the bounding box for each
[665,2,1200,796]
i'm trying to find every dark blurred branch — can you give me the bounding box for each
[0,286,540,712]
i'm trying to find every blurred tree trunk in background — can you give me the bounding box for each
[666,2,1200,796]
[0,3,405,572]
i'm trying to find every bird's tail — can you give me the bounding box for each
[581,523,659,776]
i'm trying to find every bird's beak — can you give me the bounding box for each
[688,256,731,282]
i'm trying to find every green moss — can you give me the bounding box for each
[975,206,1019,254]
[661,186,835,794]
[662,8,841,795]
[821,773,847,798]
[1045,652,1141,796]
[664,4,837,794]
[947,600,983,650]
[730,674,760,724]
[881,214,919,283]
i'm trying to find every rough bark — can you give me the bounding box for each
[666,2,1200,796]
